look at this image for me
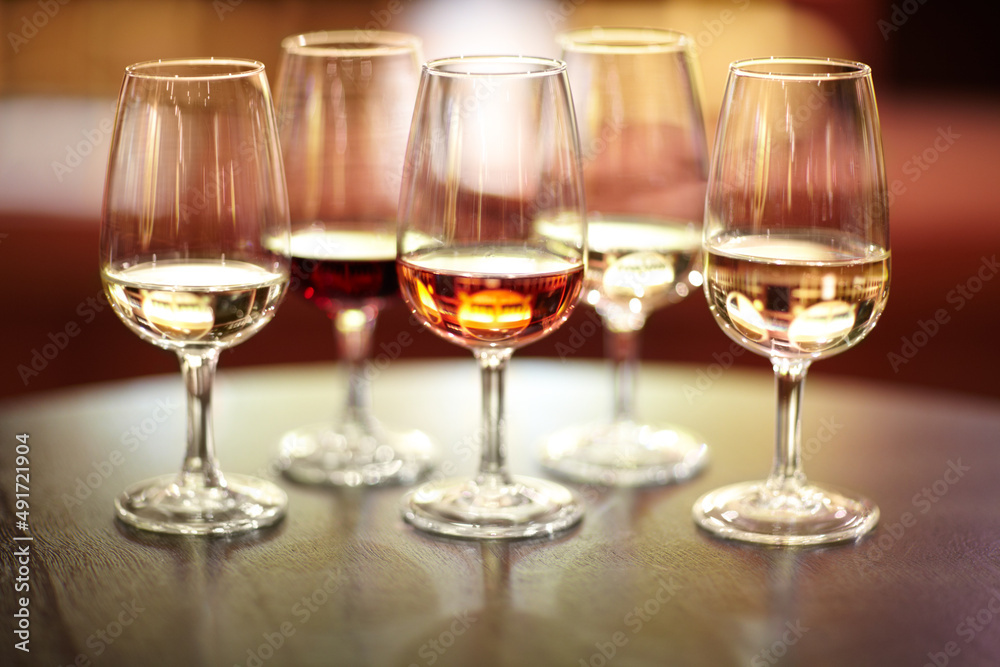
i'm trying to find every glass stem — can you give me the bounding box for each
[606,327,641,424]
[475,348,514,484]
[334,306,378,432]
[768,357,810,492]
[179,349,223,489]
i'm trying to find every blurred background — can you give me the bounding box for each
[1,0,997,399]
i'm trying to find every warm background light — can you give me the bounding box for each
[1,0,996,399]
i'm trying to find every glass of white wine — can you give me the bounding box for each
[101,58,291,535]
[692,57,890,546]
[397,56,587,539]
[541,27,710,486]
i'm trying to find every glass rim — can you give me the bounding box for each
[556,26,690,54]
[280,29,421,56]
[730,56,871,81]
[125,57,266,80]
[423,55,566,78]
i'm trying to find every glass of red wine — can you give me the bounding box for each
[274,31,435,486]
[397,55,587,539]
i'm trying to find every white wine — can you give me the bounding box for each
[102,260,287,350]
[585,218,701,316]
[705,233,889,360]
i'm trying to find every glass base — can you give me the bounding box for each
[541,420,708,487]
[692,480,879,546]
[115,473,287,536]
[278,421,435,487]
[401,475,584,540]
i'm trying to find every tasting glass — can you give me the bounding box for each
[542,27,710,486]
[100,58,290,535]
[397,56,587,539]
[274,31,435,486]
[693,57,890,545]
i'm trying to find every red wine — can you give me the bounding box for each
[289,228,398,313]
[397,246,584,349]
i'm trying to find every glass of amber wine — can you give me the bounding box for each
[693,57,890,545]
[274,31,435,486]
[542,27,710,486]
[101,58,290,535]
[397,56,587,539]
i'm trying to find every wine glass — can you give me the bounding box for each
[397,55,587,539]
[692,57,890,545]
[541,27,710,486]
[273,30,435,487]
[100,58,291,535]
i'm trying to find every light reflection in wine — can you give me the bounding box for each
[413,280,443,325]
[140,290,214,339]
[456,289,533,341]
[601,250,676,299]
[787,300,857,352]
[725,292,769,342]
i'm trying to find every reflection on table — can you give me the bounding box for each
[2,360,999,666]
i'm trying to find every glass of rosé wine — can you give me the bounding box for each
[396,56,587,539]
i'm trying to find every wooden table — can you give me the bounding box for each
[2,360,999,666]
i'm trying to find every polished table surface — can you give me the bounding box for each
[2,359,1000,666]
